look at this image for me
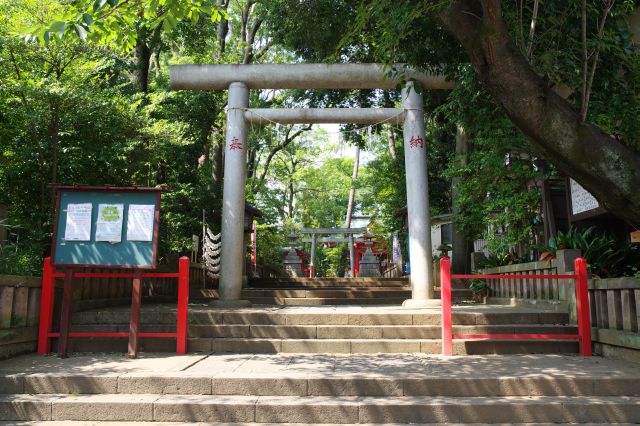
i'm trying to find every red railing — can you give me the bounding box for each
[37,256,190,358]
[440,256,591,356]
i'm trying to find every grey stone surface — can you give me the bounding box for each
[0,374,23,393]
[0,394,54,421]
[153,395,257,422]
[211,338,281,353]
[281,339,350,354]
[250,325,317,339]
[308,377,402,396]
[51,394,156,421]
[317,326,382,339]
[117,375,211,394]
[255,395,359,424]
[349,339,421,354]
[212,376,307,396]
[24,375,118,394]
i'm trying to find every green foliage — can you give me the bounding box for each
[2,0,639,279]
[320,244,347,278]
[0,0,230,273]
[0,241,43,276]
[254,224,287,272]
[475,252,523,269]
[441,69,542,256]
[20,0,225,51]
[544,227,640,278]
[468,279,488,296]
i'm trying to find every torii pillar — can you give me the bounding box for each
[402,82,436,307]
[217,82,251,306]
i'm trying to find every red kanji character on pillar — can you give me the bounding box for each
[409,136,424,149]
[230,136,243,150]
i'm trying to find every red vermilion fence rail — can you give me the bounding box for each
[37,256,190,358]
[440,256,592,356]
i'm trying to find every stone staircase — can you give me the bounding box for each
[63,305,578,355]
[191,277,472,305]
[1,352,639,423]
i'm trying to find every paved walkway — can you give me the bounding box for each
[2,353,639,425]
[1,352,638,378]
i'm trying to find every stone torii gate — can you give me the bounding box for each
[170,63,454,308]
[300,227,368,278]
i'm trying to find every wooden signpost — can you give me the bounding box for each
[38,186,189,359]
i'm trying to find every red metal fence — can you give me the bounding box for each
[37,256,189,358]
[440,256,592,356]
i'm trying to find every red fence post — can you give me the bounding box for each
[37,257,55,354]
[574,257,592,356]
[440,257,453,356]
[176,256,190,354]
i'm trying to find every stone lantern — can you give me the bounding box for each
[283,232,303,277]
[358,233,381,277]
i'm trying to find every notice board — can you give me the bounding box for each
[51,186,163,268]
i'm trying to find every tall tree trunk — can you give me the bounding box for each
[386,126,397,160]
[451,125,472,274]
[217,0,229,53]
[344,147,360,228]
[436,0,640,227]
[287,180,295,218]
[49,100,59,185]
[134,28,151,93]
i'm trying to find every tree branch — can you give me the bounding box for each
[581,0,615,122]
[252,124,312,191]
[243,18,263,64]
[435,0,640,226]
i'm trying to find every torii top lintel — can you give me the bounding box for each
[170,63,454,91]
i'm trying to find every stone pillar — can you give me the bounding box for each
[284,233,303,277]
[556,248,581,323]
[401,82,436,308]
[470,252,487,272]
[309,235,317,277]
[218,82,249,303]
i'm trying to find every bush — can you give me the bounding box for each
[0,241,43,276]
[544,227,640,278]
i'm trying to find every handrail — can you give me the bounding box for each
[440,257,591,357]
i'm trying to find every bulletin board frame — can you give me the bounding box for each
[50,186,165,269]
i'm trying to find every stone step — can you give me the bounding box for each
[207,338,579,354]
[250,277,409,286]
[245,297,410,306]
[242,289,412,297]
[5,370,638,397]
[66,323,576,339]
[72,308,570,327]
[56,336,579,354]
[189,324,577,339]
[2,393,638,423]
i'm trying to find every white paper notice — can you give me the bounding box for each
[64,203,92,241]
[570,179,599,215]
[126,204,155,241]
[95,204,124,242]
